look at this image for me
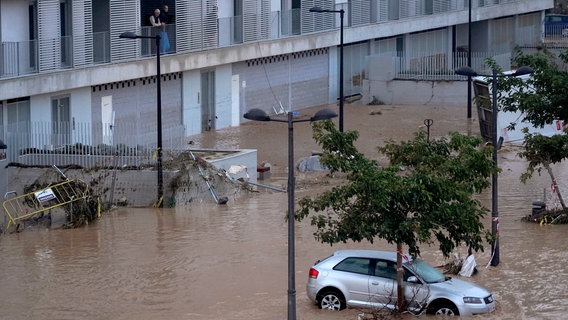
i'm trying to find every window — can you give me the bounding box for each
[374,260,397,280]
[51,96,71,146]
[334,257,371,275]
[404,259,446,283]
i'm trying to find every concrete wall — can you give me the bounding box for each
[363,55,469,106]
[207,148,257,184]
[363,52,515,106]
[3,149,257,209]
[363,78,469,107]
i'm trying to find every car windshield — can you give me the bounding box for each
[404,258,446,283]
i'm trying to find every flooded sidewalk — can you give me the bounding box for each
[191,102,478,178]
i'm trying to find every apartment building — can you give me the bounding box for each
[0,0,553,160]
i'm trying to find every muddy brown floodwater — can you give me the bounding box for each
[1,103,568,320]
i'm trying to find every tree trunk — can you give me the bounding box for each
[396,242,405,313]
[544,161,567,209]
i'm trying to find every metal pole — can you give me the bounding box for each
[339,10,345,132]
[490,68,500,266]
[467,0,472,119]
[156,34,164,208]
[287,112,296,320]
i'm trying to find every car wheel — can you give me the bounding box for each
[318,290,345,310]
[432,303,459,316]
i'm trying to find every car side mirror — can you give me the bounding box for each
[406,276,419,283]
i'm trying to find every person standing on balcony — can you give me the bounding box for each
[149,8,170,54]
[160,5,172,24]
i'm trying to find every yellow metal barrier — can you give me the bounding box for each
[2,179,91,229]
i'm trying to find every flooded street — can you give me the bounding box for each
[1,104,568,320]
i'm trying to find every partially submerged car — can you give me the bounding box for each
[306,250,495,316]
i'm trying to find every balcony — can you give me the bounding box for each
[0,0,544,80]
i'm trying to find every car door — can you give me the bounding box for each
[368,259,398,308]
[332,257,372,306]
[403,267,430,313]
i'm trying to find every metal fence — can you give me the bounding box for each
[1,120,187,169]
[391,51,511,80]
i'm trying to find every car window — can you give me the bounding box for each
[404,258,445,283]
[334,257,371,275]
[374,260,397,280]
[314,254,334,266]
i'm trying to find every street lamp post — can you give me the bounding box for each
[243,108,337,320]
[455,65,534,266]
[310,6,345,132]
[467,0,472,119]
[119,31,164,208]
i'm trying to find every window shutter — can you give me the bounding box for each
[38,0,60,72]
[73,0,93,67]
[110,0,140,61]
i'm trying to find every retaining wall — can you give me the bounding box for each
[2,149,257,209]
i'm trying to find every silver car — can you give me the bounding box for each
[306,250,495,316]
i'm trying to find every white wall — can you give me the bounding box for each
[183,65,235,134]
[217,0,233,18]
[214,64,233,129]
[31,87,91,123]
[72,87,92,123]
[1,0,29,42]
[29,87,93,147]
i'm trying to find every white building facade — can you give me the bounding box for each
[0,0,554,159]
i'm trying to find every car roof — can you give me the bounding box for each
[331,250,413,261]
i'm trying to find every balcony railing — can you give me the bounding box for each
[392,51,511,80]
[1,40,38,78]
[0,0,537,80]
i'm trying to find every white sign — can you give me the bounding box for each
[35,188,56,203]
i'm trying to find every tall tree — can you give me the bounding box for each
[498,47,568,210]
[295,121,495,312]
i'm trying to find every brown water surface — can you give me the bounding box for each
[1,104,567,320]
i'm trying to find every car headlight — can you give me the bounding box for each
[463,297,483,304]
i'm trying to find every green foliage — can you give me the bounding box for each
[518,132,568,182]
[296,121,495,258]
[496,48,568,199]
[501,47,568,127]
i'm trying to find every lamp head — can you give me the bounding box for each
[311,108,337,121]
[455,66,478,77]
[243,108,271,122]
[310,7,326,13]
[119,32,138,39]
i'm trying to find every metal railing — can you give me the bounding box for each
[1,120,187,169]
[392,51,511,80]
[544,24,568,39]
[2,179,92,230]
[0,0,531,79]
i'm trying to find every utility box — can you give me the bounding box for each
[257,166,270,180]
[531,201,546,216]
